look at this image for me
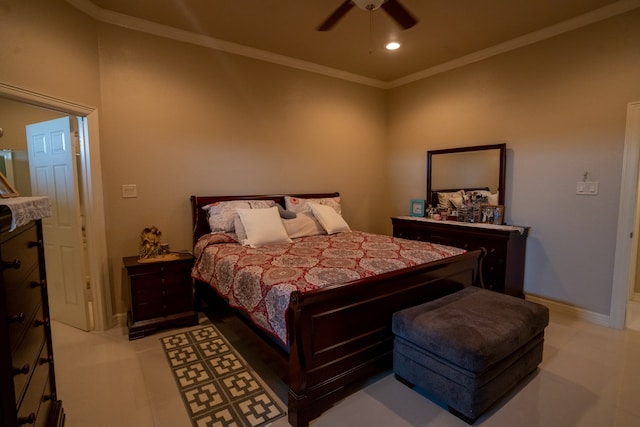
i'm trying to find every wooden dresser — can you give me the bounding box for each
[123,253,198,340]
[392,216,529,298]
[0,201,64,426]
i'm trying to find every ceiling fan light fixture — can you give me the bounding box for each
[385,41,401,50]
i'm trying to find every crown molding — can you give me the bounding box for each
[389,0,640,88]
[64,0,388,89]
[66,0,640,90]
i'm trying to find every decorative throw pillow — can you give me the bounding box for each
[285,196,342,214]
[309,203,351,234]
[282,211,326,238]
[202,200,275,232]
[236,207,292,247]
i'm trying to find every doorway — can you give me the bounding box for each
[0,81,112,331]
[26,116,90,331]
[612,101,640,329]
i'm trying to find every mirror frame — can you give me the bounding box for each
[426,143,506,207]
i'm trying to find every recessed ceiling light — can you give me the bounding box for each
[386,41,401,50]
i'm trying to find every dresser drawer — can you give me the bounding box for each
[5,267,44,349]
[12,304,48,405]
[16,341,52,427]
[1,223,40,287]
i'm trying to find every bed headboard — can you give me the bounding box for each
[190,192,340,247]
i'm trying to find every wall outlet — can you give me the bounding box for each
[576,181,598,195]
[122,184,137,198]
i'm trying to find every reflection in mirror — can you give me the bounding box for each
[0,96,69,196]
[426,143,506,207]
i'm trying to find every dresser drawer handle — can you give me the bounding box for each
[8,312,26,323]
[40,355,54,365]
[28,240,43,249]
[2,258,21,270]
[34,317,50,327]
[17,413,36,425]
[30,279,47,289]
[12,363,30,376]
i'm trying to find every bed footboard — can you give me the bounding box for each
[286,249,483,427]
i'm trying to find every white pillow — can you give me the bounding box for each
[283,211,326,238]
[203,199,274,232]
[309,203,351,234]
[236,207,292,247]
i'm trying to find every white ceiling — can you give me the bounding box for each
[68,0,637,87]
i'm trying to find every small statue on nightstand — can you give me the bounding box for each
[139,226,162,259]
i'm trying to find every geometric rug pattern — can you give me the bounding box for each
[161,325,286,427]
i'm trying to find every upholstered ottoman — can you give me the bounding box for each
[392,286,549,424]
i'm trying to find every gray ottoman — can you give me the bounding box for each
[392,286,549,424]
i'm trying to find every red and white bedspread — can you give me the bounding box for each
[192,231,465,347]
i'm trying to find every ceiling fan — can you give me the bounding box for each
[317,0,418,32]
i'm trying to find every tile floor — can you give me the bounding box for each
[52,306,640,427]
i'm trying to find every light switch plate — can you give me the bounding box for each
[122,184,137,198]
[576,181,598,195]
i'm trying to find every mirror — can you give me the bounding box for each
[426,143,506,207]
[0,95,70,196]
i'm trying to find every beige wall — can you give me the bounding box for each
[2,0,640,320]
[387,9,640,315]
[0,0,100,106]
[96,26,388,313]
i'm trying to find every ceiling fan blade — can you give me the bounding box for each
[317,0,355,31]
[381,0,418,30]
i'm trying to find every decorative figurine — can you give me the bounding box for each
[139,226,162,259]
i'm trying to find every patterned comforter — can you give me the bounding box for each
[192,231,465,347]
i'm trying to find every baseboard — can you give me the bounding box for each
[525,294,611,328]
[113,312,127,327]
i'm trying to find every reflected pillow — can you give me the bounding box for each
[437,190,464,209]
[309,203,351,234]
[236,207,291,247]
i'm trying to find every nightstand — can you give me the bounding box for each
[123,252,198,340]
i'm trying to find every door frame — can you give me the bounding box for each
[0,81,112,331]
[611,101,640,329]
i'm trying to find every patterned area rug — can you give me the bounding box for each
[160,325,286,427]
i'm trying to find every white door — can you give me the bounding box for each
[26,117,89,331]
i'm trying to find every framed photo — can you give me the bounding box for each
[481,205,504,224]
[0,171,19,198]
[410,199,425,217]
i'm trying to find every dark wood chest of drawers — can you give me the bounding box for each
[392,217,529,298]
[0,206,64,427]
[123,253,198,340]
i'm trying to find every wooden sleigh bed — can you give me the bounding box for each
[190,192,484,427]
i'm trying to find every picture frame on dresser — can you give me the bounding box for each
[0,171,18,198]
[410,199,425,217]
[481,205,504,224]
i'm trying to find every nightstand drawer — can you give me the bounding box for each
[123,253,198,339]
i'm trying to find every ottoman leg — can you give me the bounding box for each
[449,406,479,425]
[394,373,415,389]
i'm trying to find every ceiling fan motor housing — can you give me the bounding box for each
[353,0,385,11]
